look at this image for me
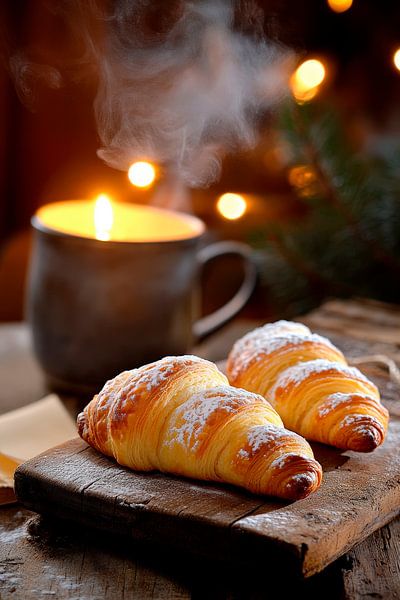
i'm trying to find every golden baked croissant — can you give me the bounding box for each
[227,321,389,452]
[78,355,322,500]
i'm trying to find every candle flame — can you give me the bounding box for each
[128,161,156,188]
[94,194,114,241]
[216,193,247,220]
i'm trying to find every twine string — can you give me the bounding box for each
[348,354,400,386]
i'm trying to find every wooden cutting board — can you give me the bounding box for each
[14,363,400,578]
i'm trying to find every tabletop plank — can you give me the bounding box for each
[0,506,191,600]
[0,505,347,600]
[342,518,400,600]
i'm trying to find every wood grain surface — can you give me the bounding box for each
[14,359,400,578]
[1,298,400,599]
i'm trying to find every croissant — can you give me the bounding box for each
[227,321,389,452]
[77,355,322,500]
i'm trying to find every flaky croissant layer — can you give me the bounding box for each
[78,355,322,500]
[227,321,389,452]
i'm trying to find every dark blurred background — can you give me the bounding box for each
[1,0,400,322]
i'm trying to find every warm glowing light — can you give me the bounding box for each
[393,48,400,71]
[294,59,325,89]
[128,161,156,188]
[327,0,353,13]
[290,59,326,103]
[94,194,114,241]
[288,165,320,199]
[36,200,204,242]
[217,193,247,220]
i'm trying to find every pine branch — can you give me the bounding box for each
[285,102,400,275]
[265,227,354,295]
[252,100,400,314]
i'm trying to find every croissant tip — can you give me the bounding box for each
[347,423,385,453]
[273,455,322,500]
[284,470,321,500]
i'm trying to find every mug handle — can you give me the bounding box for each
[193,241,257,340]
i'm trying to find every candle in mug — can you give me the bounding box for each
[29,198,255,394]
[36,195,204,242]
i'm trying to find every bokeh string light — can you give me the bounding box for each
[290,59,326,103]
[288,165,321,199]
[216,193,247,220]
[128,161,157,188]
[393,48,400,72]
[327,0,353,13]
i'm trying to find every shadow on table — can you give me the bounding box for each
[25,513,347,600]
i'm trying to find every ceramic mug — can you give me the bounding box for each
[27,204,256,395]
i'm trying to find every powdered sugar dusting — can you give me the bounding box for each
[247,424,288,453]
[167,386,261,451]
[286,472,316,488]
[318,392,377,417]
[231,332,341,379]
[340,413,381,427]
[255,332,337,355]
[247,320,310,340]
[228,320,343,380]
[138,355,210,392]
[270,452,310,470]
[231,321,309,354]
[271,359,371,397]
[338,413,383,437]
[101,369,137,395]
[140,363,175,392]
[238,448,250,459]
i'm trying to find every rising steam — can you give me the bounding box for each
[91,0,292,187]
[10,0,292,189]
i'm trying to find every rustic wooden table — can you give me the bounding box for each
[1,299,400,599]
